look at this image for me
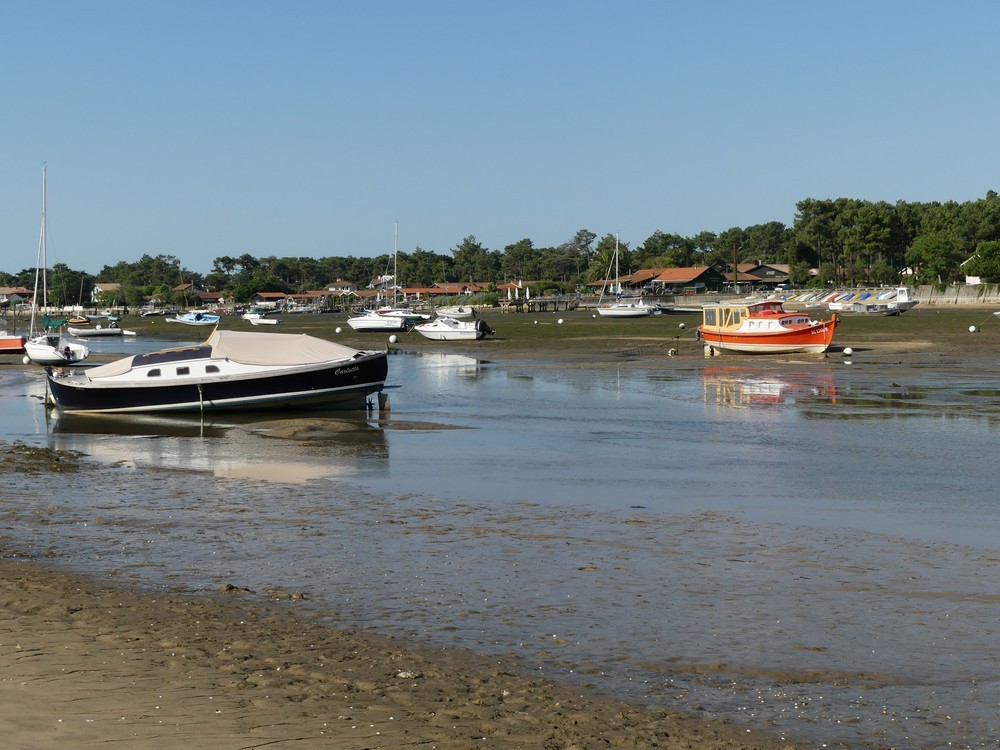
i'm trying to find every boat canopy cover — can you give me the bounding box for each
[84,330,366,379]
[204,330,363,365]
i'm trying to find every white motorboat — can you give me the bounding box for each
[166,311,221,326]
[435,305,477,320]
[414,316,495,341]
[243,312,281,325]
[46,329,388,414]
[69,322,129,337]
[375,306,431,324]
[23,166,90,365]
[347,310,412,332]
[25,331,90,366]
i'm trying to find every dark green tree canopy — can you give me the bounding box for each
[9,190,1000,302]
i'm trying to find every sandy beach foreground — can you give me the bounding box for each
[0,558,797,749]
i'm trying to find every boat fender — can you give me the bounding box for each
[694,328,702,342]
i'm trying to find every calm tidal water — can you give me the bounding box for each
[1,344,997,749]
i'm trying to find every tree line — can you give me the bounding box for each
[2,191,999,308]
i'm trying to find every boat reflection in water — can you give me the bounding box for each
[702,367,839,409]
[48,410,389,484]
[408,352,487,381]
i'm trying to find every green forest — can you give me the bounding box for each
[3,192,999,308]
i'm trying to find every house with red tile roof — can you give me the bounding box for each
[651,266,726,294]
[251,292,288,308]
[400,282,485,301]
[195,291,225,307]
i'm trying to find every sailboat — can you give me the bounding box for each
[374,221,429,322]
[346,222,428,331]
[24,166,90,366]
[596,235,656,318]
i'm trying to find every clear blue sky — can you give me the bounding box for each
[2,0,998,276]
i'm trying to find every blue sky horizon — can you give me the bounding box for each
[3,1,999,277]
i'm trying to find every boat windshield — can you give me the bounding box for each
[702,306,746,328]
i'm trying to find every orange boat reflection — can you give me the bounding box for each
[702,367,839,408]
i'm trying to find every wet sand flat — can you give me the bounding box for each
[0,559,795,749]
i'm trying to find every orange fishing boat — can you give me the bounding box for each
[697,299,837,354]
[0,331,27,354]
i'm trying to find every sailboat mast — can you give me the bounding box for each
[393,221,398,306]
[614,233,619,296]
[732,243,738,295]
[41,165,47,312]
[30,165,48,337]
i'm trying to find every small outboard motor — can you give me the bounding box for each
[476,319,495,336]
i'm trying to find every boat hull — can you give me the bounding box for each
[165,315,220,326]
[698,321,836,354]
[414,328,481,340]
[69,326,124,337]
[46,351,388,414]
[25,335,89,365]
[596,305,654,318]
[414,317,494,340]
[0,335,27,353]
[347,315,411,332]
[242,313,281,325]
[435,306,477,320]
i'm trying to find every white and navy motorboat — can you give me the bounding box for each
[45,329,388,414]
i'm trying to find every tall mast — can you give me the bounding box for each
[393,221,398,305]
[615,232,622,297]
[30,165,48,337]
[41,164,47,310]
[732,243,738,295]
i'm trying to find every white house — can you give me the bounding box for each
[326,279,358,294]
[91,282,122,304]
[960,256,981,285]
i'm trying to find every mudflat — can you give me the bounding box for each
[3,304,995,749]
[0,559,797,749]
